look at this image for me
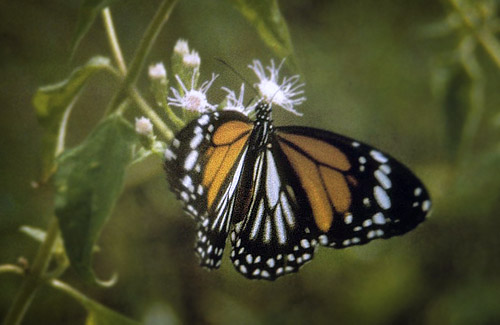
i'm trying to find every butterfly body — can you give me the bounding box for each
[164,101,431,280]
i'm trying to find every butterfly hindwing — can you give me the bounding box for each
[229,141,317,280]
[276,126,430,248]
[164,111,253,269]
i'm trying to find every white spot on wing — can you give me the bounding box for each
[266,258,275,268]
[182,175,193,191]
[165,149,176,160]
[280,192,294,227]
[198,114,210,125]
[375,169,392,189]
[370,150,388,163]
[274,206,287,244]
[184,150,199,170]
[363,219,372,227]
[246,254,253,264]
[372,212,386,225]
[422,200,431,212]
[250,200,265,240]
[264,216,272,243]
[319,235,328,245]
[380,164,391,174]
[374,185,391,210]
[266,150,280,206]
[190,133,203,149]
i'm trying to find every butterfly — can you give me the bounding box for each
[164,100,431,280]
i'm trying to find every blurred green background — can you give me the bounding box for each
[2,0,500,324]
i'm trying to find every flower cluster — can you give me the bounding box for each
[143,39,307,133]
[168,73,218,112]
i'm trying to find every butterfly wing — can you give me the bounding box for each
[164,111,253,269]
[229,139,318,280]
[275,126,431,248]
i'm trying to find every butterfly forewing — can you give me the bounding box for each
[276,126,430,248]
[164,111,253,269]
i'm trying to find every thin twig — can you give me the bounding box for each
[102,8,127,75]
[101,2,178,140]
[105,0,179,115]
[3,218,60,325]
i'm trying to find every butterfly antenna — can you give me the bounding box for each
[215,58,260,99]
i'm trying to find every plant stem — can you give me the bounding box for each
[49,279,96,310]
[130,88,174,140]
[3,218,60,325]
[104,0,178,112]
[102,8,127,75]
[101,2,178,140]
[0,264,24,275]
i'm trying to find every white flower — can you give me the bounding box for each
[174,39,190,55]
[249,59,306,116]
[168,71,218,113]
[183,50,201,68]
[135,116,153,135]
[148,62,166,80]
[221,84,253,114]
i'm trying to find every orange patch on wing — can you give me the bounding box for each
[280,142,333,232]
[202,146,228,188]
[319,166,351,213]
[278,133,351,171]
[212,121,252,145]
[206,134,249,209]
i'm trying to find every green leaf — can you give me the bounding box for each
[71,0,116,56]
[33,56,112,180]
[227,0,297,69]
[54,115,138,283]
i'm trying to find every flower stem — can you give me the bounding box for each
[130,88,174,140]
[102,8,127,75]
[3,218,60,325]
[102,2,178,140]
[103,0,179,123]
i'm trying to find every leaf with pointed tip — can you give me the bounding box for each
[33,56,112,180]
[227,0,297,69]
[54,115,138,283]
